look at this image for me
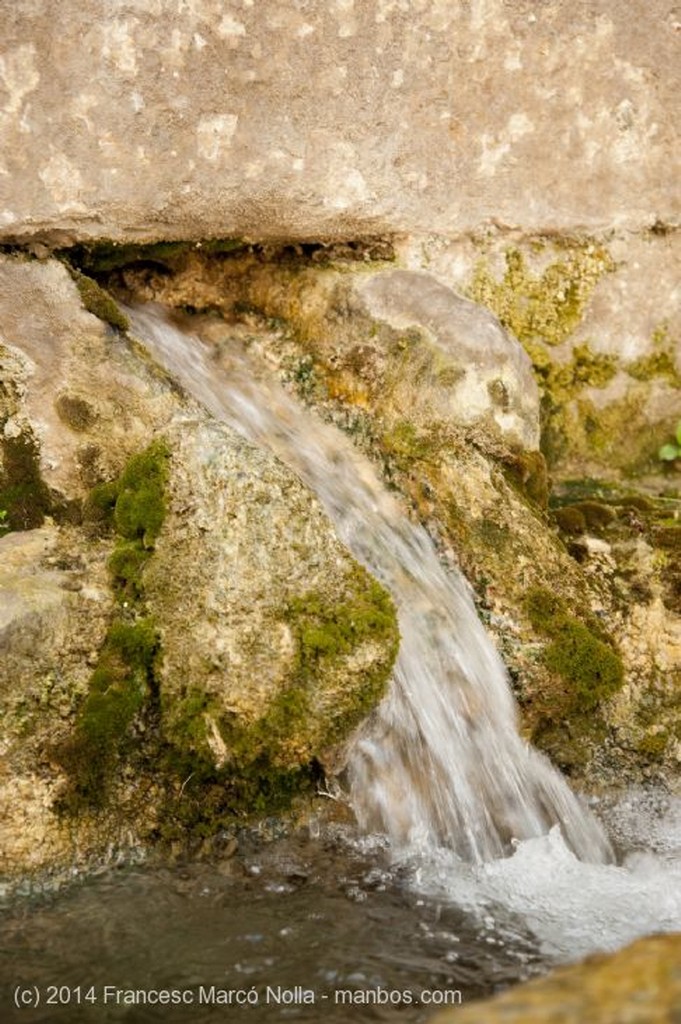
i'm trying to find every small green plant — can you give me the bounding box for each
[0,508,8,532]
[658,421,681,463]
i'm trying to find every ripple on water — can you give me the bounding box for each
[0,824,541,1024]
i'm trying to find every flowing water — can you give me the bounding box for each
[127,305,611,866]
[3,306,680,1022]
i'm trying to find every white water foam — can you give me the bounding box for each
[397,789,681,962]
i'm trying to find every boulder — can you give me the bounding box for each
[430,933,681,1024]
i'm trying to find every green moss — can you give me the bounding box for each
[83,479,119,533]
[108,541,150,601]
[288,570,397,677]
[542,390,667,475]
[55,394,96,432]
[626,324,681,386]
[525,587,569,635]
[553,506,587,535]
[0,430,52,530]
[627,351,681,386]
[82,440,170,594]
[380,420,442,471]
[56,443,170,812]
[468,246,623,473]
[242,568,398,759]
[532,716,607,773]
[572,500,617,532]
[566,344,619,390]
[55,618,160,810]
[469,244,614,349]
[543,621,624,710]
[524,587,624,712]
[113,440,169,548]
[72,271,130,331]
[196,571,398,793]
[539,344,619,413]
[502,450,550,509]
[636,731,669,759]
[158,565,398,836]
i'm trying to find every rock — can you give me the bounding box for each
[0,2,677,245]
[115,253,540,450]
[356,269,539,449]
[430,933,681,1024]
[0,255,398,881]
[0,526,113,877]
[0,256,177,498]
[145,418,399,776]
[406,233,681,483]
[120,261,681,790]
[0,527,64,632]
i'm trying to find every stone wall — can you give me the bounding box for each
[0,1,678,245]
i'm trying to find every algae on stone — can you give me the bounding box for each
[524,586,624,712]
[0,430,52,531]
[71,269,130,331]
[140,420,399,834]
[468,245,614,349]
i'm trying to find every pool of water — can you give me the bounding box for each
[2,790,679,1024]
[0,821,541,1024]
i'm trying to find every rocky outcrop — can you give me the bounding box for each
[431,933,681,1024]
[0,2,677,244]
[403,232,681,484]
[0,256,398,881]
[112,250,680,789]
[112,251,541,450]
[145,419,398,778]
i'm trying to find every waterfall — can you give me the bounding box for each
[128,305,612,865]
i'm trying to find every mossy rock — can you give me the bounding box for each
[113,440,170,549]
[0,430,52,531]
[468,244,614,350]
[71,270,130,331]
[55,394,97,432]
[543,621,623,711]
[552,499,616,537]
[162,566,399,777]
[55,617,160,810]
[153,566,398,838]
[553,505,587,536]
[636,731,669,760]
[501,449,550,509]
[55,441,170,812]
[524,587,624,714]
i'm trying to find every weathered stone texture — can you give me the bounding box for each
[0,1,678,244]
[431,933,681,1024]
[357,269,540,448]
[146,418,398,771]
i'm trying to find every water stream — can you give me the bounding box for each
[128,305,612,865]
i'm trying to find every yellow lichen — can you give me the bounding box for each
[469,244,614,349]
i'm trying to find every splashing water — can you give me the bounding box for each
[128,306,612,865]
